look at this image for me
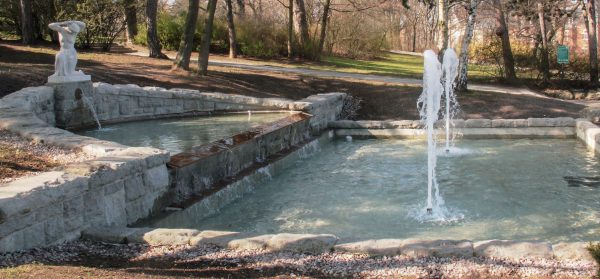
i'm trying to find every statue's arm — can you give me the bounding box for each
[48,22,67,32]
[48,21,86,33]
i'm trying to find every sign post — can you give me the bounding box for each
[557,45,569,64]
[557,45,569,80]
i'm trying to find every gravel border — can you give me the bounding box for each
[0,240,596,278]
[0,129,94,184]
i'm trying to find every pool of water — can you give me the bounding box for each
[76,112,292,154]
[151,139,600,242]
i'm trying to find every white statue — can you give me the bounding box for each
[47,21,91,83]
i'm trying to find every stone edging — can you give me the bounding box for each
[0,83,346,253]
[329,117,577,129]
[82,227,595,263]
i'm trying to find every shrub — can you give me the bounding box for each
[236,18,287,58]
[135,12,187,51]
[339,95,363,120]
[469,36,505,79]
[59,0,126,51]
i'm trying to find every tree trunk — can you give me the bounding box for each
[582,0,599,88]
[124,0,138,45]
[287,0,294,58]
[236,0,245,15]
[537,2,550,86]
[19,0,34,45]
[317,0,332,59]
[412,23,417,52]
[225,0,238,58]
[494,0,516,81]
[146,0,167,59]
[437,0,449,60]
[456,0,479,92]
[294,0,310,57]
[173,0,200,70]
[198,0,218,76]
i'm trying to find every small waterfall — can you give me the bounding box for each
[81,93,101,130]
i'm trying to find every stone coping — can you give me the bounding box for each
[168,112,311,168]
[329,117,577,130]
[82,227,595,263]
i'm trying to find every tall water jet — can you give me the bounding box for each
[442,49,459,152]
[417,50,443,213]
[417,49,460,214]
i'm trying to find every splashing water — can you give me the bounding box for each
[442,49,460,152]
[81,93,101,130]
[415,49,464,222]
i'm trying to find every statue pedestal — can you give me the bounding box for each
[49,80,96,129]
[48,73,91,84]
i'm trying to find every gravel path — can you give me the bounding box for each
[0,130,94,183]
[0,240,595,278]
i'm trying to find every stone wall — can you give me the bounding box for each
[575,119,600,154]
[166,113,313,205]
[0,148,169,252]
[0,83,346,253]
[330,118,578,139]
[52,82,347,132]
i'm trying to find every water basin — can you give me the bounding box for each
[150,139,600,242]
[76,112,292,154]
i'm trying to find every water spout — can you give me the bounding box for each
[417,49,460,215]
[417,50,443,213]
[81,93,101,130]
[442,49,459,152]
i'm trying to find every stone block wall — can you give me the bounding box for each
[0,86,56,126]
[168,113,313,203]
[0,82,346,253]
[51,82,346,133]
[0,148,170,252]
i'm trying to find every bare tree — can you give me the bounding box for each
[581,0,598,88]
[173,0,200,70]
[225,0,238,58]
[19,0,34,44]
[317,0,332,58]
[493,0,516,81]
[146,0,168,58]
[437,0,449,58]
[124,0,138,45]
[294,0,310,57]
[537,2,550,85]
[288,0,294,58]
[199,0,218,76]
[456,0,480,92]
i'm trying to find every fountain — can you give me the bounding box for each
[417,49,459,214]
[442,50,459,152]
[47,20,101,130]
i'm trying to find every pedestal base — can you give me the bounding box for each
[48,74,91,84]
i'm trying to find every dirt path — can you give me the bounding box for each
[0,42,585,120]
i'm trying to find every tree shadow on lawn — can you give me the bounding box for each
[0,43,585,120]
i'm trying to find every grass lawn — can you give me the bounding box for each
[313,53,499,81]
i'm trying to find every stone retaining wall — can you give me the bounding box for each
[330,118,579,139]
[51,81,346,133]
[166,113,314,205]
[0,85,173,252]
[0,83,345,253]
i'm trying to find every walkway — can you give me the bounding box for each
[128,50,585,103]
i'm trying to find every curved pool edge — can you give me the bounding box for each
[81,226,596,263]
